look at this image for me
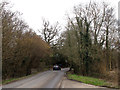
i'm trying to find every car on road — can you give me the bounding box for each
[53,65,61,70]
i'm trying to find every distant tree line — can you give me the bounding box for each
[40,19,68,67]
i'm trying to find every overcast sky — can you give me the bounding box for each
[6,0,120,33]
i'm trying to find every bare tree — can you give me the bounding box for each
[40,19,61,45]
[2,2,51,79]
[59,1,118,77]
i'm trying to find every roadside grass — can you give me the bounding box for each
[2,68,50,85]
[2,72,38,85]
[0,81,1,85]
[3,78,22,85]
[67,74,112,87]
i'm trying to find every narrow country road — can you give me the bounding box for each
[2,68,69,88]
[1,68,113,89]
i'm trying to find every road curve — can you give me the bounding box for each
[2,68,69,88]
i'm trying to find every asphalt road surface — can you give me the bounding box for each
[1,68,115,89]
[2,68,69,88]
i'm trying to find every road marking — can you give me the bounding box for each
[62,83,64,88]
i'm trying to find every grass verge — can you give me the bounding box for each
[67,73,119,89]
[2,68,50,85]
[2,72,39,85]
[67,74,109,86]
